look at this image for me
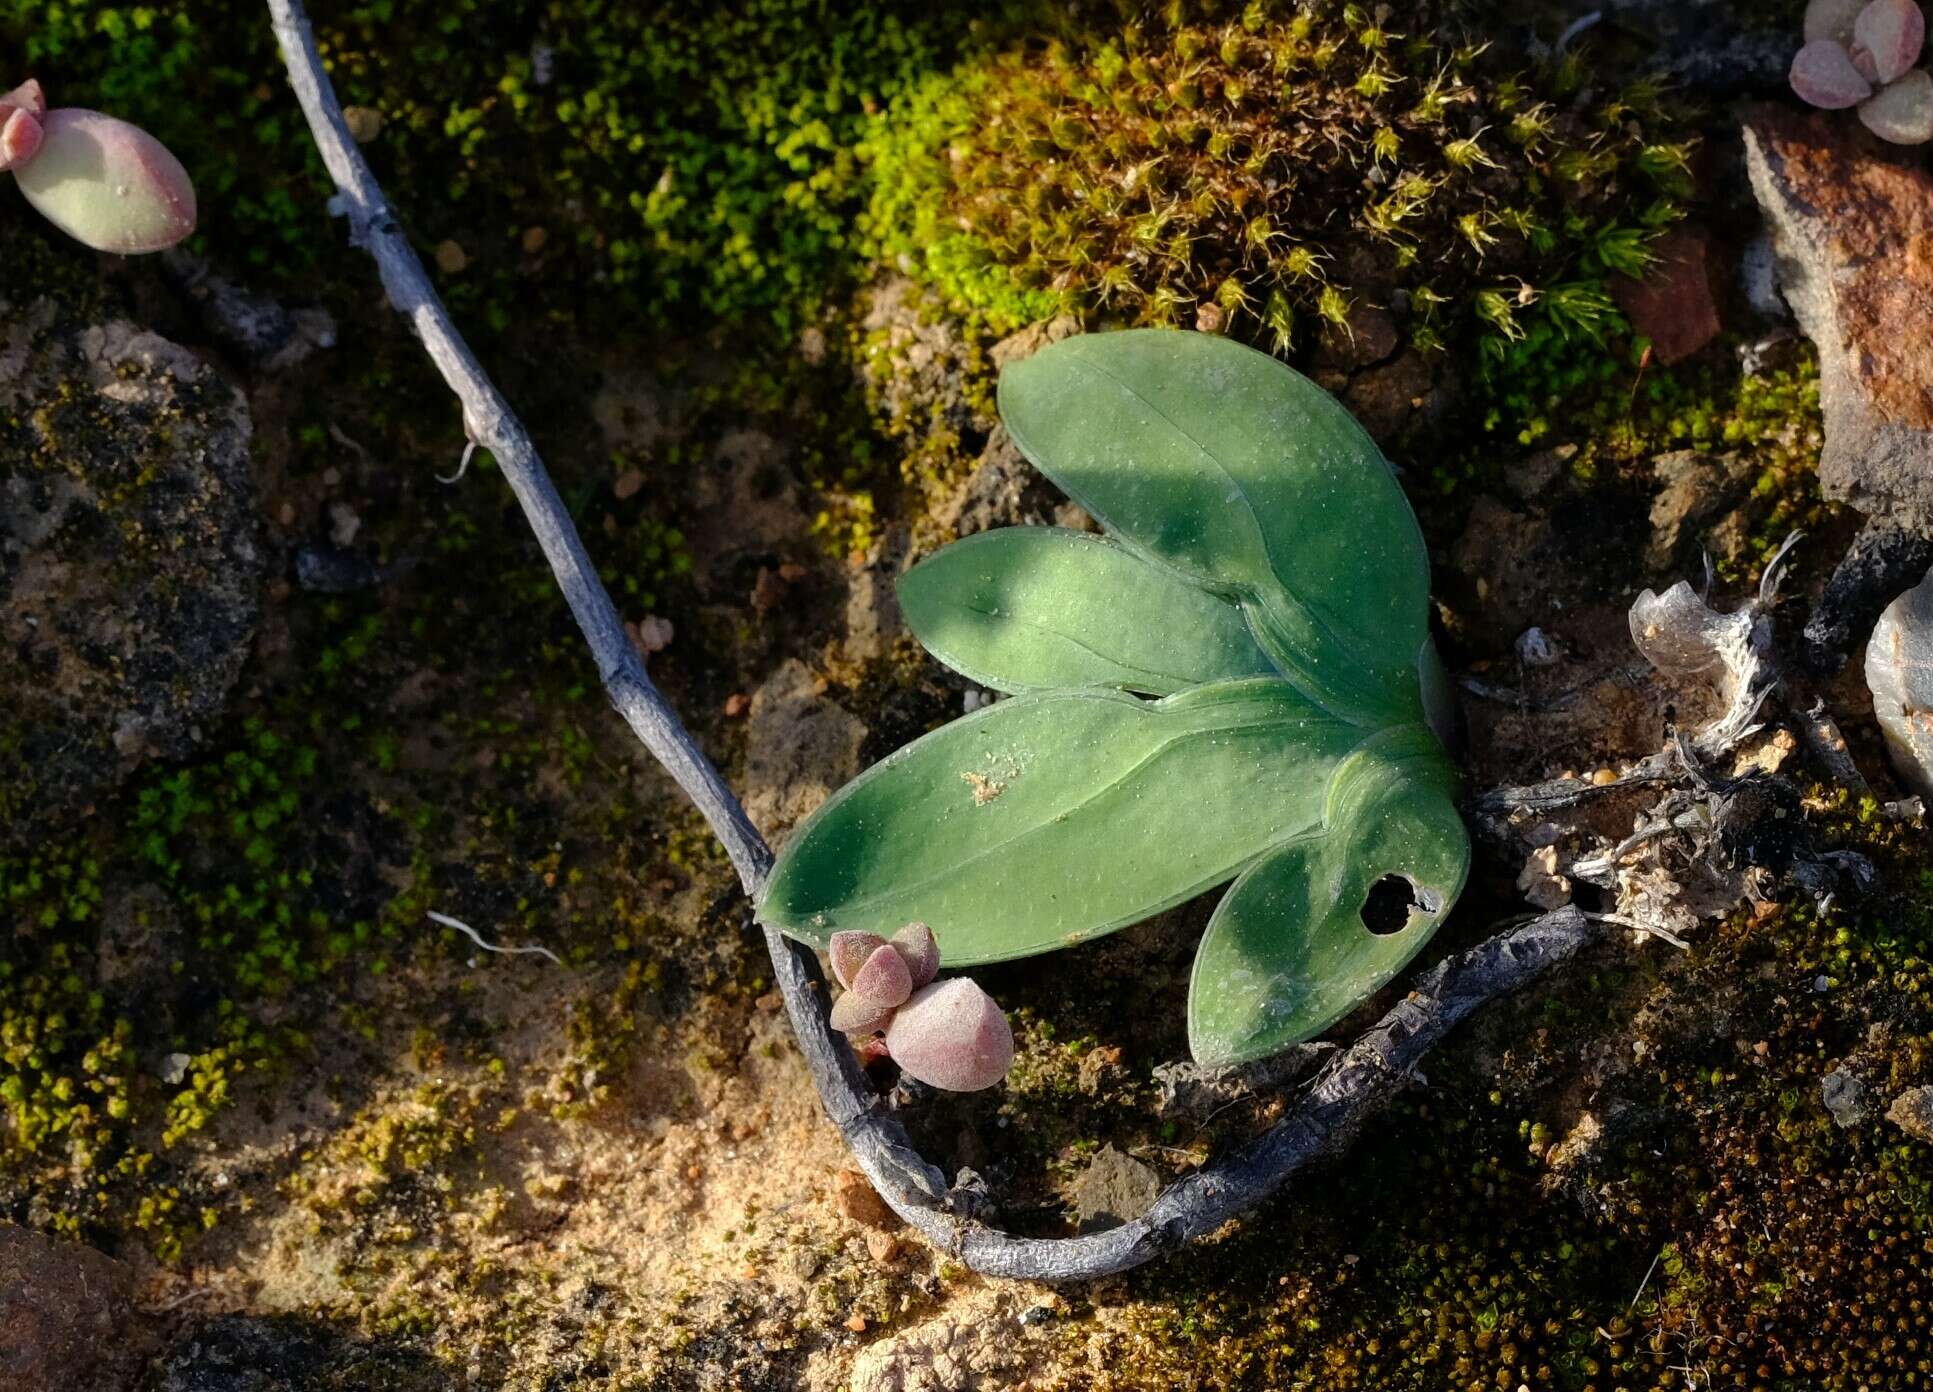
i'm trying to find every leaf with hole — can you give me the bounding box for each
[1187,727,1467,1065]
[760,329,1466,1065]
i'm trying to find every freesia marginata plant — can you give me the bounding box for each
[1,79,196,253]
[761,330,1468,1069]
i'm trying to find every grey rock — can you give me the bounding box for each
[161,252,336,372]
[1803,522,1933,675]
[844,527,912,665]
[1069,1144,1162,1232]
[294,543,383,594]
[0,306,261,848]
[149,1315,439,1392]
[931,427,1066,540]
[1151,1047,1329,1121]
[1822,1066,1872,1129]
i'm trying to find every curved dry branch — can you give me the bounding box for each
[266,0,1600,1282]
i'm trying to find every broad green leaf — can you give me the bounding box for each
[997,329,1430,726]
[897,527,1277,696]
[759,677,1367,963]
[1187,726,1468,1066]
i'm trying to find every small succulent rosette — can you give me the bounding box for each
[1791,0,1933,144]
[2,79,196,252]
[826,923,1015,1092]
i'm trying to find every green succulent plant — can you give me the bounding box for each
[761,328,1469,1067]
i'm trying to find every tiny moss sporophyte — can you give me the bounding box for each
[761,329,1469,1068]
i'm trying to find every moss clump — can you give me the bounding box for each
[4,0,1018,335]
[863,0,1694,354]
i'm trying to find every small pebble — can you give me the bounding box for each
[833,1167,896,1229]
[865,1230,900,1264]
[1590,767,1619,786]
[435,239,468,274]
[725,693,751,718]
[342,105,384,142]
[845,1314,868,1333]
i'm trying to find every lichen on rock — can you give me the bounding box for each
[0,300,260,845]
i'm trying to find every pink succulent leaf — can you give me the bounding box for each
[1,78,46,116]
[1860,67,1933,141]
[0,106,41,173]
[851,942,913,1009]
[828,989,895,1037]
[828,930,887,991]
[1853,0,1926,84]
[1808,0,1869,42]
[13,109,197,254]
[1791,38,1878,106]
[883,978,1015,1093]
[888,922,940,990]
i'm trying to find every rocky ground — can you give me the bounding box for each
[5,2,1933,1390]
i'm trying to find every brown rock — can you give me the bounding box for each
[1744,105,1933,529]
[1610,225,1720,366]
[1645,450,1756,574]
[1447,497,1559,647]
[833,1167,898,1230]
[1342,349,1451,445]
[741,659,866,838]
[341,105,384,143]
[988,314,1079,372]
[1888,1084,1933,1142]
[1316,302,1401,370]
[0,1224,153,1391]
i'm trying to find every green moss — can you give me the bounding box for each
[3,0,1023,336]
[861,0,1693,356]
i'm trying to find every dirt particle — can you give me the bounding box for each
[962,771,1006,804]
[833,1167,897,1230]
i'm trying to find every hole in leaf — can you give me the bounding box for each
[1360,874,1433,936]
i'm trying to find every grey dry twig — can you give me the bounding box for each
[266,0,1604,1281]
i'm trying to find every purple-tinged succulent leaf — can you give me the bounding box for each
[0,106,39,174]
[884,978,1015,1092]
[1808,0,1869,42]
[888,922,940,990]
[1861,67,1933,141]
[1,78,45,116]
[1853,0,1926,83]
[1791,38,1877,106]
[12,108,197,254]
[828,930,887,991]
[850,942,913,1009]
[828,989,895,1037]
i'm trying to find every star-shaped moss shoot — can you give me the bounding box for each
[3,80,196,253]
[762,329,1468,1069]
